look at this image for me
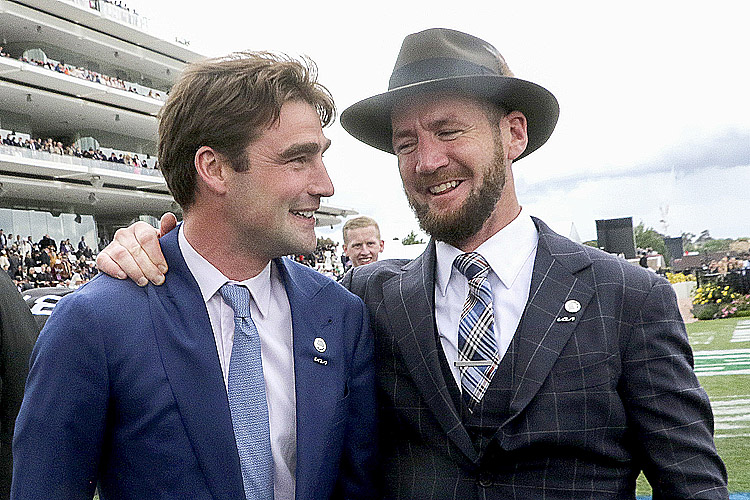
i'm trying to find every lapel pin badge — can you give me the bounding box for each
[557,299,581,322]
[314,337,327,353]
[313,356,328,366]
[564,300,581,313]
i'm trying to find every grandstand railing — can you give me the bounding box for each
[0,145,163,178]
[1,51,166,104]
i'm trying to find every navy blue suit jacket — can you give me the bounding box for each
[12,228,377,499]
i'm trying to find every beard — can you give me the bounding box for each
[405,136,506,247]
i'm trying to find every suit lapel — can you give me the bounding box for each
[150,229,244,500]
[383,242,478,463]
[276,258,337,500]
[504,218,595,421]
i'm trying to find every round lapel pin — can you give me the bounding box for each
[314,337,327,353]
[564,300,581,313]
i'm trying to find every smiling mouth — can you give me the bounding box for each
[428,180,460,195]
[291,210,315,219]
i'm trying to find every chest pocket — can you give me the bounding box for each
[549,353,615,392]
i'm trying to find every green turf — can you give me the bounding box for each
[689,317,747,351]
[637,316,750,495]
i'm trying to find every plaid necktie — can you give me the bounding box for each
[220,283,274,500]
[453,252,500,410]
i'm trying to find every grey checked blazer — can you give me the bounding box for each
[342,218,728,500]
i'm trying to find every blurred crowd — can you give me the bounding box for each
[0,47,165,101]
[290,240,346,280]
[0,230,101,291]
[708,255,750,275]
[2,134,156,169]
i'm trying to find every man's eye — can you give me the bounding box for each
[286,156,308,165]
[395,142,416,155]
[438,130,460,139]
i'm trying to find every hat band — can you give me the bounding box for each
[389,57,497,90]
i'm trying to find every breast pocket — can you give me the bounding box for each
[550,353,615,393]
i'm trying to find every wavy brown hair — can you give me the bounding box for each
[158,51,335,210]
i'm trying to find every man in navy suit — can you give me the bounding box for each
[12,51,377,500]
[97,30,728,499]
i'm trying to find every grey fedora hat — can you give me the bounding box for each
[340,28,559,161]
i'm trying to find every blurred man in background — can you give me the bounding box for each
[342,216,384,269]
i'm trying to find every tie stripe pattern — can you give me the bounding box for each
[220,283,274,500]
[453,252,500,409]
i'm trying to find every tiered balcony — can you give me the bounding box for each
[0,143,173,221]
[0,144,165,189]
[0,55,163,116]
[11,0,201,65]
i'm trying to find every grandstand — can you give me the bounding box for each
[0,0,355,246]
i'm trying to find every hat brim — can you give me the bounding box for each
[340,75,559,161]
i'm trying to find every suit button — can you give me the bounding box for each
[478,472,493,488]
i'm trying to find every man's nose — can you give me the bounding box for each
[414,139,448,175]
[310,158,335,197]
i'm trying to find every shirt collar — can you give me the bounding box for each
[178,223,272,318]
[435,208,539,296]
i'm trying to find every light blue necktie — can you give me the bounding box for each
[219,283,274,500]
[453,252,500,410]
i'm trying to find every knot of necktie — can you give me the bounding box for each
[453,252,491,282]
[219,283,251,320]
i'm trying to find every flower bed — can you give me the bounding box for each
[692,283,750,319]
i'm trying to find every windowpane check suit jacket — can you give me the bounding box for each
[12,228,377,500]
[342,217,727,500]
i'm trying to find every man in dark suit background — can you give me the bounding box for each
[96,29,727,499]
[13,51,377,500]
[0,272,38,500]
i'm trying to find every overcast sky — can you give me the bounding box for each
[129,0,750,247]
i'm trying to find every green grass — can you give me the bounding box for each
[636,316,750,495]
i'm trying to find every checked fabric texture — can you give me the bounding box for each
[453,252,500,409]
[219,283,274,500]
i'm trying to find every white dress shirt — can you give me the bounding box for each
[179,225,296,500]
[435,209,538,390]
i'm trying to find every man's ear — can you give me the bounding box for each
[195,146,228,195]
[504,111,529,162]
